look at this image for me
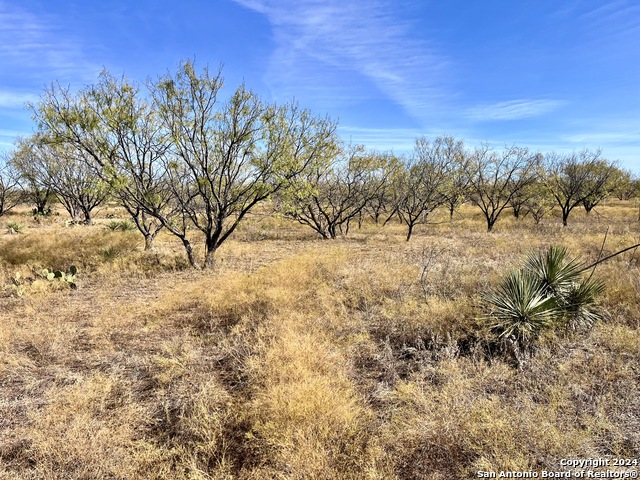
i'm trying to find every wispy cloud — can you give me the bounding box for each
[551,1,640,38]
[339,125,421,152]
[0,90,38,109]
[577,1,640,45]
[232,0,451,122]
[580,0,639,22]
[562,131,640,145]
[338,125,474,153]
[466,99,567,121]
[0,128,27,150]
[0,1,99,83]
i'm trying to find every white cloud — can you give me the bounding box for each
[466,99,567,121]
[338,125,421,152]
[562,132,640,144]
[580,0,637,21]
[232,0,451,122]
[0,1,99,82]
[0,90,37,109]
[337,125,473,153]
[0,126,28,140]
[0,128,27,151]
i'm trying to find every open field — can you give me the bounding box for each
[1,202,639,479]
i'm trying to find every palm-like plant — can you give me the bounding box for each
[523,245,581,298]
[562,277,605,330]
[484,245,605,351]
[482,270,560,344]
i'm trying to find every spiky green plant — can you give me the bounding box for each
[484,245,605,352]
[523,246,604,329]
[105,220,121,231]
[562,276,605,330]
[105,220,136,232]
[523,245,582,298]
[482,270,561,345]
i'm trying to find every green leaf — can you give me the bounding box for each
[482,269,560,345]
[523,245,582,298]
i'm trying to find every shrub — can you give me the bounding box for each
[5,221,26,234]
[483,246,604,352]
[105,220,137,232]
[482,269,560,345]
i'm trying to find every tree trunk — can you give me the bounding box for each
[131,211,161,250]
[487,216,495,232]
[406,222,414,241]
[66,202,80,223]
[143,233,156,251]
[204,250,216,269]
[203,237,218,270]
[182,238,201,269]
[34,195,50,215]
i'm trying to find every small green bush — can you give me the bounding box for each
[483,246,604,351]
[6,221,26,234]
[105,220,137,232]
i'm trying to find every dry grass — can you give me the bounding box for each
[0,202,639,479]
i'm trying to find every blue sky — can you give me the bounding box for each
[1,0,639,170]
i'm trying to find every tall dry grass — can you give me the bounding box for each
[0,201,638,479]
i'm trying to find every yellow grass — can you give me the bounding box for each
[1,202,639,479]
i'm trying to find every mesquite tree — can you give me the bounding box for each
[19,138,108,224]
[9,138,53,215]
[31,74,169,249]
[437,136,472,220]
[522,181,555,225]
[394,137,456,241]
[0,154,22,217]
[85,73,170,250]
[149,62,338,268]
[611,169,637,201]
[32,61,337,267]
[580,160,619,214]
[543,150,617,226]
[467,145,539,232]
[363,153,402,225]
[280,145,392,239]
